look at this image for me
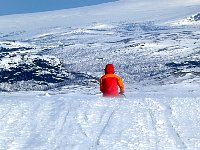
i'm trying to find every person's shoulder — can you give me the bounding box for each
[102,74,122,79]
[114,74,123,80]
[100,74,107,80]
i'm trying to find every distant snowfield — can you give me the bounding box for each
[0,0,200,31]
[0,0,200,149]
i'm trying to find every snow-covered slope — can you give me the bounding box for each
[0,0,200,31]
[1,89,200,150]
[1,20,200,91]
[170,13,200,25]
[0,0,200,149]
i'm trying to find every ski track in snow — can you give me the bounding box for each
[0,92,199,150]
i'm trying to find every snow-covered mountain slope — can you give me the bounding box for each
[0,0,200,149]
[0,0,200,31]
[0,20,200,91]
[170,13,200,25]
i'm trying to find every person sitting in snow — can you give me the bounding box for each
[100,64,124,97]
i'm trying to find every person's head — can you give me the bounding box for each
[105,64,115,74]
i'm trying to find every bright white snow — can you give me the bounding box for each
[0,0,200,149]
[0,86,200,150]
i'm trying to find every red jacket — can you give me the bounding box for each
[100,64,124,97]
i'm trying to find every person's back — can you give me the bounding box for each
[100,64,124,97]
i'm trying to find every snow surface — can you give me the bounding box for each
[0,86,200,150]
[0,0,200,149]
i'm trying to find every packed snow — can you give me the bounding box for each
[0,0,200,149]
